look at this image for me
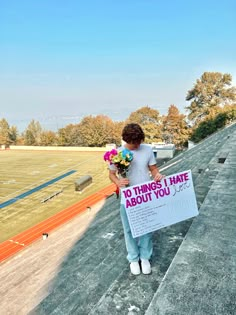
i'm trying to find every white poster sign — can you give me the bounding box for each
[120,170,198,238]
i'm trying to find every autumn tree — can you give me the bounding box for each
[40,130,57,146]
[126,106,162,143]
[186,72,236,125]
[0,118,12,145]
[24,120,42,145]
[15,133,25,145]
[162,105,190,148]
[111,121,125,146]
[78,115,119,147]
[57,124,83,146]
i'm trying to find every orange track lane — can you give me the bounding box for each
[0,184,117,263]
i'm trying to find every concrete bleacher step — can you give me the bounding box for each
[29,197,125,314]
[88,219,193,315]
[29,196,195,314]
[145,126,236,315]
[86,124,236,314]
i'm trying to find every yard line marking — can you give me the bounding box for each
[0,170,77,209]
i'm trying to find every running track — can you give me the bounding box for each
[0,184,117,263]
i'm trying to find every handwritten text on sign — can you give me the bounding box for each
[120,170,198,238]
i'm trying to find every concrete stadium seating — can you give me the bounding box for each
[1,123,235,315]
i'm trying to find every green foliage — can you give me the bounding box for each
[24,120,42,145]
[9,126,18,144]
[190,105,236,142]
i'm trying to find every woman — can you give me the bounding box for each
[108,123,164,275]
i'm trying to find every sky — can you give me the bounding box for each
[1,0,236,131]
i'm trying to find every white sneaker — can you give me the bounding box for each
[130,261,141,275]
[141,259,151,274]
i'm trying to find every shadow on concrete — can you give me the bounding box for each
[30,192,194,315]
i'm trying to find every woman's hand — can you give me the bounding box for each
[118,177,129,188]
[149,165,165,182]
[109,170,129,188]
[153,172,165,182]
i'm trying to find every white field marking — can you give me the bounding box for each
[1,184,64,202]
[1,180,16,184]
[48,164,58,168]
[1,173,98,202]
[9,240,25,246]
[1,170,73,199]
[1,155,99,200]
[57,155,100,173]
[30,170,40,175]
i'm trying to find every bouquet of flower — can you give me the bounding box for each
[104,148,133,178]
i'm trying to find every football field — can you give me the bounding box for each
[0,149,111,242]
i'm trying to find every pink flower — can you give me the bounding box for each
[103,149,118,163]
[103,148,133,178]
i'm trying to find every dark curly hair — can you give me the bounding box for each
[122,123,145,144]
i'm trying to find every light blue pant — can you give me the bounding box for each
[120,204,153,262]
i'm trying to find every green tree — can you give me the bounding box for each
[126,106,162,142]
[186,72,236,124]
[0,118,11,145]
[9,125,18,144]
[223,104,236,122]
[24,120,42,145]
[191,104,236,142]
[162,105,190,148]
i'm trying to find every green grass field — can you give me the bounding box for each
[0,149,111,242]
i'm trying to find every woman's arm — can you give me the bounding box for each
[109,170,129,188]
[148,164,165,181]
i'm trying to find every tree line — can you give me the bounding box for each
[1,72,235,149]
